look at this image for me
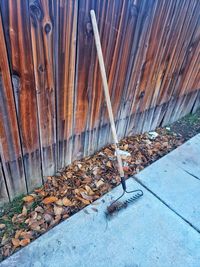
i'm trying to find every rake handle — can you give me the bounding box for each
[90,10,125,182]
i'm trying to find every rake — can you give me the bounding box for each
[90,10,143,217]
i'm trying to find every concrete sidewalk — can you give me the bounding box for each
[1,134,200,267]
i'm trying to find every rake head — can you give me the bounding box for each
[105,188,143,218]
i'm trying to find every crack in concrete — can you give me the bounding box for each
[133,176,200,235]
[181,168,200,181]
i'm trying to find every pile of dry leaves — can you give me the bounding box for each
[0,128,184,261]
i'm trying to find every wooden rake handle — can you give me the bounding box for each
[90,10,125,181]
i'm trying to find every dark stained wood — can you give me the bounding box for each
[29,0,56,177]
[0,0,43,191]
[54,0,78,169]
[0,9,27,199]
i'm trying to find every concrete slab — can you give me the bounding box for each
[136,134,200,232]
[1,178,200,267]
[167,134,200,180]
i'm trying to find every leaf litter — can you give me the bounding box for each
[0,128,184,261]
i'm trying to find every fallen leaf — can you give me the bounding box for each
[12,238,20,247]
[35,206,44,213]
[42,196,58,205]
[30,211,37,220]
[1,233,8,245]
[85,185,94,196]
[106,161,112,168]
[56,199,63,206]
[62,197,73,206]
[95,180,104,188]
[3,247,10,257]
[62,214,69,219]
[23,195,34,203]
[53,206,63,216]
[74,188,85,195]
[34,187,43,193]
[15,230,23,239]
[44,213,53,223]
[0,223,6,230]
[76,196,90,205]
[80,192,93,201]
[123,144,129,150]
[30,222,41,231]
[22,206,27,216]
[20,231,33,239]
[19,239,30,247]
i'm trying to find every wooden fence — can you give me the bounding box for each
[0,0,199,204]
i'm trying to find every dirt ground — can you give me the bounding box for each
[0,109,199,261]
[170,109,200,140]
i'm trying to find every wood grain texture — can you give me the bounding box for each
[0,0,199,204]
[0,0,43,191]
[29,0,56,177]
[0,9,27,199]
[54,0,78,169]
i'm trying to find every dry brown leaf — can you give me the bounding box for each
[15,230,23,239]
[1,233,8,245]
[80,192,93,201]
[95,180,104,188]
[23,195,34,203]
[34,187,43,193]
[30,222,41,231]
[31,211,38,220]
[42,196,58,205]
[35,206,44,213]
[82,176,92,183]
[62,197,73,207]
[85,185,94,196]
[44,213,53,223]
[62,214,69,219]
[74,188,85,195]
[76,196,90,205]
[22,206,27,216]
[3,247,10,257]
[39,190,46,196]
[53,206,63,216]
[106,161,112,168]
[56,199,63,206]
[20,231,33,239]
[19,239,30,247]
[12,238,20,247]
[0,223,6,230]
[123,144,129,150]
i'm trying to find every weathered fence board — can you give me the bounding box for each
[29,0,57,177]
[1,0,43,191]
[0,10,27,200]
[55,0,78,168]
[0,0,199,203]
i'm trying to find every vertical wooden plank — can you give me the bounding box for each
[121,0,158,135]
[0,0,43,191]
[86,0,124,153]
[72,0,105,159]
[0,9,27,199]
[54,0,78,169]
[97,0,139,144]
[157,0,197,105]
[29,0,56,177]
